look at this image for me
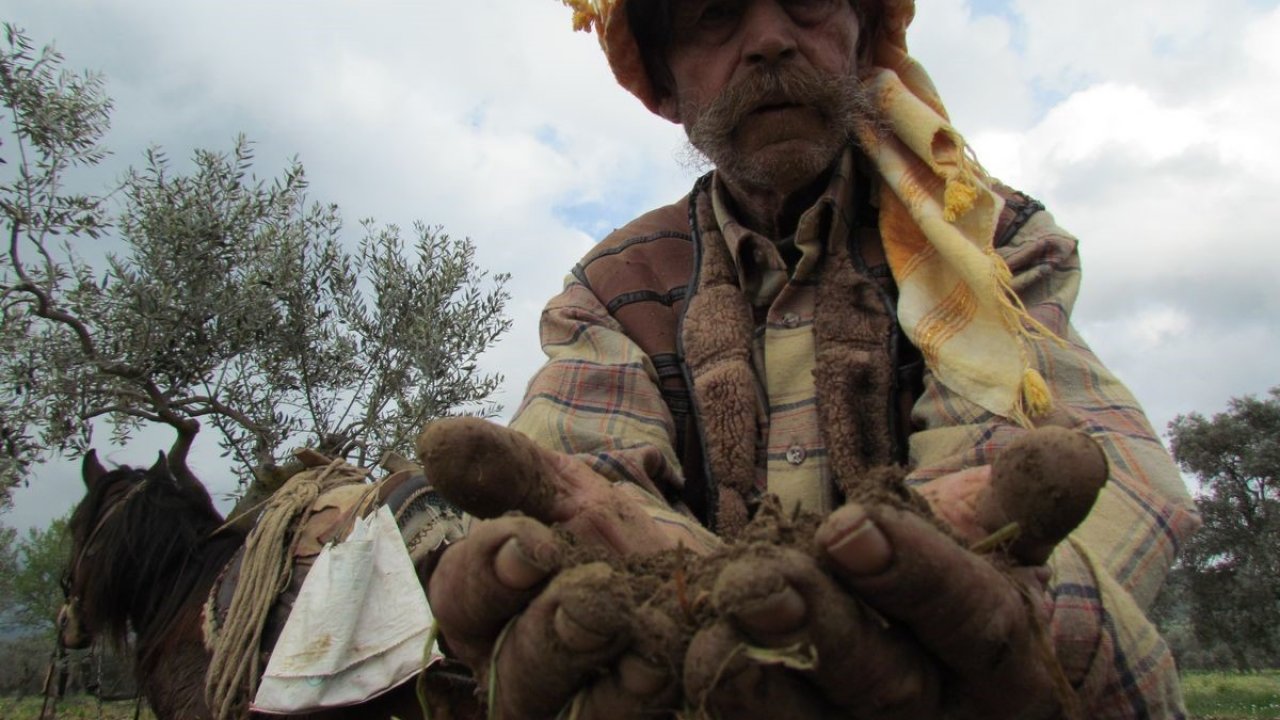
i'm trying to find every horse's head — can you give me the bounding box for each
[60,449,222,651]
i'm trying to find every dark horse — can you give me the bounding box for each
[59,451,477,720]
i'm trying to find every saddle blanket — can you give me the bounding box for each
[251,505,442,712]
[203,467,469,714]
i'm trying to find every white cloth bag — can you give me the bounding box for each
[252,505,442,713]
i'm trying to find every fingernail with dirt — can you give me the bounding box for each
[554,605,616,652]
[494,537,550,590]
[820,505,892,576]
[617,653,670,697]
[712,560,808,636]
[732,584,807,637]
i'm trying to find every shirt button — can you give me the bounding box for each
[786,444,807,465]
[783,313,800,328]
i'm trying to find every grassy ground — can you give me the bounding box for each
[0,695,154,719]
[1182,670,1280,719]
[1,675,1277,719]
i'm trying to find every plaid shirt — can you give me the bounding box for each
[511,162,1200,717]
[703,152,915,516]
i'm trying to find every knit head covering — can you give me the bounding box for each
[559,0,1054,425]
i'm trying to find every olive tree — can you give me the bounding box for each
[0,25,510,507]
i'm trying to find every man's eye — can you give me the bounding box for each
[782,0,840,24]
[672,0,742,44]
[698,2,732,22]
[695,1,738,30]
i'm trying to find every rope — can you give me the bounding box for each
[204,457,368,720]
[39,644,66,720]
[91,644,103,720]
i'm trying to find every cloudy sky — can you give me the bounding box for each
[3,0,1278,530]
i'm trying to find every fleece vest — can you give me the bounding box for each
[572,173,1044,533]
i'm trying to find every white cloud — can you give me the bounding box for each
[1132,307,1192,350]
[1012,0,1258,101]
[955,3,1280,444]
[908,0,1038,131]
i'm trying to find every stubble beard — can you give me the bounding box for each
[680,66,879,192]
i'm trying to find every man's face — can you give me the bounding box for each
[657,0,869,193]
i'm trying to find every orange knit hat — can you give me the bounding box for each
[560,0,918,115]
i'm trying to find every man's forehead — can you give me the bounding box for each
[663,0,752,15]
[642,0,862,25]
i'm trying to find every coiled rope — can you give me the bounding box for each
[205,457,368,720]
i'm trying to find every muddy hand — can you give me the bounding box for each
[683,542,940,719]
[812,502,1062,719]
[684,503,1058,719]
[421,418,713,718]
[769,429,1107,717]
[428,517,685,719]
[685,428,1102,720]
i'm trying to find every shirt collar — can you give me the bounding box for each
[709,148,859,305]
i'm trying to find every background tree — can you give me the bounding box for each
[0,24,510,507]
[0,524,16,613]
[0,515,135,699]
[0,513,69,638]
[1167,386,1280,670]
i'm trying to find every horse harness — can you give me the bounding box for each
[59,476,154,648]
[52,475,154,720]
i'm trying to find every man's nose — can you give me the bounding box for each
[741,0,798,68]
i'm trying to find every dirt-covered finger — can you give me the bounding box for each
[920,429,1108,566]
[976,427,1108,565]
[683,619,832,720]
[427,516,564,665]
[567,605,686,720]
[711,547,940,717]
[488,562,636,719]
[818,503,1059,717]
[418,416,707,558]
[417,417,564,519]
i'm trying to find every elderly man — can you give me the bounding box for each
[426,0,1200,717]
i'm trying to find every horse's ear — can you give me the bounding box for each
[167,454,203,494]
[149,451,170,479]
[82,450,107,489]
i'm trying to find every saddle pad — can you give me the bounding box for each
[203,470,469,712]
[251,505,443,712]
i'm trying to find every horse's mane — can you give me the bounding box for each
[68,462,246,673]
